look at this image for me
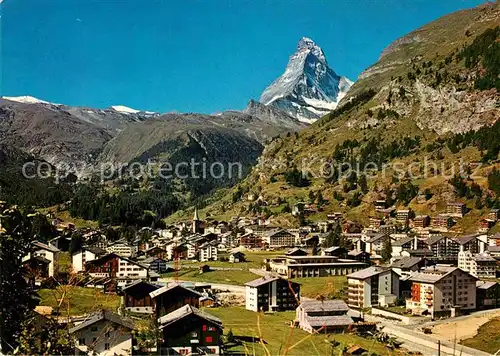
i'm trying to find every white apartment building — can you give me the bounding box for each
[347,266,400,309]
[458,251,496,279]
[23,241,60,277]
[406,266,477,318]
[72,246,107,272]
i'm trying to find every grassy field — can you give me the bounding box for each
[206,306,400,356]
[38,286,121,316]
[461,317,500,354]
[162,249,290,285]
[163,268,259,285]
[292,276,347,299]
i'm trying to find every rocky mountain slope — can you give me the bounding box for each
[0,96,304,177]
[178,3,500,230]
[260,37,353,123]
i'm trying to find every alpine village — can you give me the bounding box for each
[1,2,500,356]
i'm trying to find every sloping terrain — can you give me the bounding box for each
[174,3,500,229]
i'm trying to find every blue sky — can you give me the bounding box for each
[1,0,485,113]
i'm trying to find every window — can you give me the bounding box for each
[105,331,110,338]
[191,332,198,338]
[208,326,215,331]
[91,326,98,332]
[78,338,86,345]
[105,343,110,350]
[202,325,207,331]
[206,336,213,343]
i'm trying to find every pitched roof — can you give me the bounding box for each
[245,276,280,287]
[392,235,414,247]
[366,233,388,243]
[323,246,344,253]
[149,283,202,299]
[69,309,134,333]
[84,246,107,255]
[453,234,479,245]
[390,257,424,269]
[300,300,348,313]
[476,281,498,290]
[158,304,222,329]
[32,241,59,253]
[347,266,389,280]
[425,235,445,246]
[285,247,307,255]
[347,250,366,256]
[407,266,477,283]
[122,280,159,292]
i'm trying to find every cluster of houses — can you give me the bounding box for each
[18,200,500,355]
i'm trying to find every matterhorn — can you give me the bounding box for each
[260,37,353,123]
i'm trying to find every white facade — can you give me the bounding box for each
[199,244,218,262]
[117,259,148,279]
[72,249,99,272]
[23,243,59,277]
[106,243,137,258]
[458,251,496,278]
[245,286,259,312]
[73,320,133,356]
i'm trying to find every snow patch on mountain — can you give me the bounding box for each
[259,37,353,122]
[111,105,141,114]
[2,95,60,105]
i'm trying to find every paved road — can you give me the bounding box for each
[379,321,492,356]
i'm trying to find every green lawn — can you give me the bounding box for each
[162,268,259,285]
[38,286,121,316]
[461,317,500,354]
[292,276,348,299]
[206,306,400,356]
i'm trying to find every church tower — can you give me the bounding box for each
[192,208,203,234]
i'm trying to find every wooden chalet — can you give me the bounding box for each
[150,283,202,318]
[122,280,159,314]
[158,304,223,355]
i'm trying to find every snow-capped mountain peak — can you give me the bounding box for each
[259,37,353,123]
[2,95,60,105]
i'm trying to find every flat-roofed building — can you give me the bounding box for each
[269,255,366,278]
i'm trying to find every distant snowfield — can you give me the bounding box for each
[2,95,60,105]
[111,105,140,114]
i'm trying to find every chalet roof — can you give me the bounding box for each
[392,235,414,247]
[366,233,388,243]
[408,266,476,284]
[230,251,245,257]
[285,247,307,255]
[425,235,445,246]
[300,300,348,313]
[122,280,159,292]
[158,304,222,329]
[304,315,353,327]
[347,266,389,280]
[245,276,299,288]
[85,253,148,270]
[69,309,134,333]
[476,281,498,290]
[390,257,423,269]
[453,234,479,245]
[149,283,202,299]
[82,246,107,255]
[32,241,59,253]
[267,229,294,238]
